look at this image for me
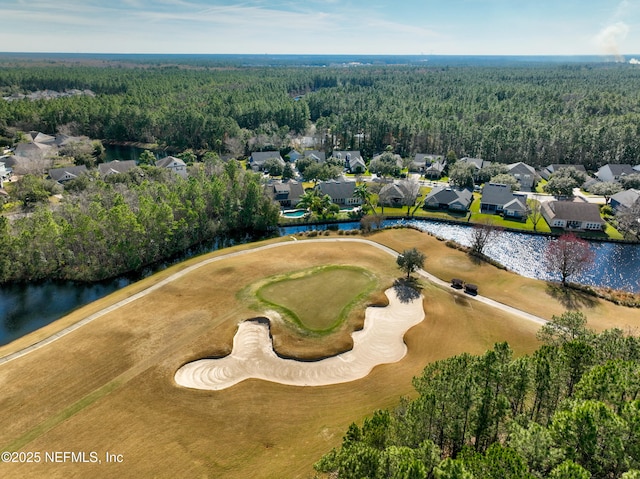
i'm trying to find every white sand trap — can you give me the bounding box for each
[174,287,424,390]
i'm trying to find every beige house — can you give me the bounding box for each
[541,201,605,231]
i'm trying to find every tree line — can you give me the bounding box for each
[0,158,280,283]
[315,312,640,478]
[2,61,640,169]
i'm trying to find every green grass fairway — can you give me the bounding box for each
[256,266,376,332]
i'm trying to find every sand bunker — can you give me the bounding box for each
[174,287,424,390]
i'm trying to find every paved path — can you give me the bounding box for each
[0,237,547,368]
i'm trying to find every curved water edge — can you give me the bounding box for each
[1,219,639,347]
[280,219,640,294]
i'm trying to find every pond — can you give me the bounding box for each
[280,219,640,294]
[103,144,168,163]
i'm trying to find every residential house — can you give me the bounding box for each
[411,153,443,173]
[458,157,487,170]
[317,180,361,206]
[98,160,137,177]
[424,159,447,180]
[423,186,473,211]
[248,151,285,172]
[156,156,188,178]
[595,164,637,183]
[540,164,587,180]
[269,179,305,208]
[332,150,365,174]
[458,156,491,181]
[480,182,527,218]
[13,141,53,161]
[27,131,57,145]
[301,150,326,164]
[502,197,528,218]
[610,189,640,213]
[0,161,12,188]
[506,162,537,191]
[378,182,410,207]
[541,201,605,231]
[48,165,88,184]
[286,149,301,162]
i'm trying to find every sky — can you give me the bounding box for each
[1,0,639,57]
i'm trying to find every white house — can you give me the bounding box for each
[156,156,188,178]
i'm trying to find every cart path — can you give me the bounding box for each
[0,237,547,367]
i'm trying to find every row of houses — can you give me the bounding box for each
[269,177,606,232]
[46,157,188,184]
[249,150,367,174]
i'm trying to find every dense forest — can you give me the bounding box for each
[315,312,640,479]
[0,158,279,283]
[1,60,640,169]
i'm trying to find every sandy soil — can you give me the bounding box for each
[175,287,424,390]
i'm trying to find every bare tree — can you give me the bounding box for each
[469,220,501,256]
[544,233,595,286]
[527,199,544,232]
[616,198,640,240]
[400,178,422,215]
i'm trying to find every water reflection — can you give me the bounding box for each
[399,220,640,293]
[281,220,640,293]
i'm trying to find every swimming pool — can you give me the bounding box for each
[282,209,308,218]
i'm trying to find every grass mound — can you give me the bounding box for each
[255,265,376,333]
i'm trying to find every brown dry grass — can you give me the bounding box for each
[0,229,637,479]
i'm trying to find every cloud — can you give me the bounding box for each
[594,21,629,60]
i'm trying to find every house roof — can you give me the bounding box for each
[544,201,604,223]
[425,186,472,206]
[48,165,88,182]
[250,151,283,165]
[98,160,137,176]
[459,157,485,169]
[379,183,408,200]
[318,180,357,199]
[425,160,446,174]
[331,150,362,161]
[610,189,640,209]
[28,131,56,144]
[480,182,517,207]
[14,141,52,157]
[507,162,536,176]
[543,164,587,180]
[270,179,305,199]
[156,156,186,168]
[413,153,443,165]
[503,197,527,212]
[302,150,326,163]
[348,156,366,170]
[596,164,636,180]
